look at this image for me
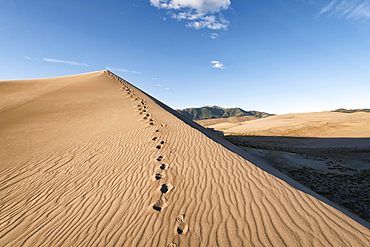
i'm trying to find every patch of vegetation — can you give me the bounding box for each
[224,135,370,223]
[283,166,370,222]
[176,105,273,121]
[332,108,370,113]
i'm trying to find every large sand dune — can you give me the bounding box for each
[1,71,369,246]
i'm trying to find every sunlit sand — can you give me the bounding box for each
[1,71,369,246]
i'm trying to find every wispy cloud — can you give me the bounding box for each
[106,67,142,74]
[210,33,219,39]
[117,68,142,74]
[25,56,32,60]
[156,84,162,86]
[106,67,116,71]
[150,0,231,30]
[43,58,89,67]
[320,0,370,21]
[210,60,226,69]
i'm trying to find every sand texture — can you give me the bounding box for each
[195,116,257,127]
[1,71,370,246]
[210,111,370,138]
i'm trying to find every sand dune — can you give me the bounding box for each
[1,71,370,246]
[211,111,370,139]
[195,116,257,127]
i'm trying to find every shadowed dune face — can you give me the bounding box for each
[1,71,370,246]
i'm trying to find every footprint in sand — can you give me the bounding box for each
[166,243,177,247]
[160,183,173,193]
[152,137,158,141]
[156,141,165,149]
[153,198,167,211]
[160,164,166,170]
[144,117,153,122]
[155,172,165,180]
[175,214,189,235]
[157,156,163,162]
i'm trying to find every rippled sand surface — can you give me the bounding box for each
[1,71,369,246]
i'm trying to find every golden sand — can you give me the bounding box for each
[0,71,369,246]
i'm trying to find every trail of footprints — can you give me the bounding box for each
[104,70,188,245]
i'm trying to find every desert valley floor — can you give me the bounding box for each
[0,71,370,246]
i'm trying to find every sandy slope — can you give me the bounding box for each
[211,111,370,139]
[195,116,257,127]
[1,71,370,247]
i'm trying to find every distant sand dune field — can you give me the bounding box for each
[195,116,257,126]
[1,71,369,246]
[210,111,370,139]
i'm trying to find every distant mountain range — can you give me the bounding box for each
[332,108,370,113]
[176,105,274,121]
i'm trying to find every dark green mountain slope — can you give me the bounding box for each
[332,108,370,113]
[176,105,273,121]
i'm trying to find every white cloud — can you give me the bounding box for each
[150,0,231,30]
[25,56,32,60]
[43,58,89,67]
[210,33,219,39]
[320,0,370,20]
[320,0,338,14]
[210,60,226,69]
[106,67,115,71]
[152,78,158,80]
[117,68,142,74]
[156,84,162,86]
[106,67,142,74]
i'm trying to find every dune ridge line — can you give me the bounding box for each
[0,70,369,246]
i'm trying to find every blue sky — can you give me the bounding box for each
[1,0,369,114]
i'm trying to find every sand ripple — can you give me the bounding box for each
[0,71,369,246]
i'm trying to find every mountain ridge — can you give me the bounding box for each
[332,108,370,113]
[176,105,273,121]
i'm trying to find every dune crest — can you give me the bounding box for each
[0,71,369,246]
